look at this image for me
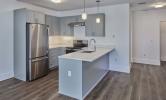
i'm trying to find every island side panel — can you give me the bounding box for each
[59,58,83,100]
[82,54,109,98]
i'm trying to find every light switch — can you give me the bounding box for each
[67,71,72,77]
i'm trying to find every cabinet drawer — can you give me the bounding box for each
[49,56,58,67]
[49,48,65,56]
[49,47,66,68]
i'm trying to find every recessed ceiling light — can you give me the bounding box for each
[154,4,164,8]
[51,0,62,3]
[152,2,165,8]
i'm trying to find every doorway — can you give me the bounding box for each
[160,21,166,61]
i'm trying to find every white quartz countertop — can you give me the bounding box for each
[59,47,115,62]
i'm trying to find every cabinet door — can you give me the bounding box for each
[46,15,60,36]
[35,12,45,24]
[85,13,105,37]
[85,16,93,36]
[49,48,66,68]
[65,17,75,36]
[60,18,66,36]
[60,16,80,36]
[26,10,35,23]
[26,10,45,24]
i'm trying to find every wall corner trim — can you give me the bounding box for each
[109,65,130,74]
[0,72,14,81]
[132,58,160,65]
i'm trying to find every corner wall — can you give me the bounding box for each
[0,11,14,81]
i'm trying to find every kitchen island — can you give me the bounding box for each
[58,47,114,100]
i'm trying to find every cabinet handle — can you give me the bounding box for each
[35,64,37,79]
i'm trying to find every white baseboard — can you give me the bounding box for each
[109,65,130,74]
[0,72,14,81]
[161,57,166,61]
[132,58,160,65]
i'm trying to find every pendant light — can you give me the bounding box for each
[96,0,101,23]
[82,0,87,20]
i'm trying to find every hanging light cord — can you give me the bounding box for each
[84,0,86,12]
[96,0,100,13]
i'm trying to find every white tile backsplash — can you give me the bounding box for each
[49,36,74,48]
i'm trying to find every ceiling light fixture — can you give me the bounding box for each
[153,3,164,8]
[152,0,165,8]
[82,0,87,20]
[51,0,62,3]
[96,0,101,24]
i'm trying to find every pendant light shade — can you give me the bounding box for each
[96,0,101,23]
[96,17,101,23]
[82,12,87,20]
[82,0,87,20]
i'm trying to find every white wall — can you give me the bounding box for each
[132,9,166,65]
[0,0,59,81]
[0,0,60,15]
[59,4,130,73]
[0,11,14,81]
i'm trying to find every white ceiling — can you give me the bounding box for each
[17,0,164,11]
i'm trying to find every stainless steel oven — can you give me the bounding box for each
[66,40,88,54]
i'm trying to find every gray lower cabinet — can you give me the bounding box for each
[46,15,60,36]
[49,48,66,68]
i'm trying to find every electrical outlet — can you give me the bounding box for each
[67,71,72,77]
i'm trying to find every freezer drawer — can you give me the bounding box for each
[29,57,48,81]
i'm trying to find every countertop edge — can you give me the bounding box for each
[59,48,115,62]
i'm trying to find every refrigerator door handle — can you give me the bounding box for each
[35,65,37,78]
[46,50,49,55]
[32,57,48,62]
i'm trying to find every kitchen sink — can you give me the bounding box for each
[81,50,94,53]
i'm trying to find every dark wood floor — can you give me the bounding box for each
[0,63,166,100]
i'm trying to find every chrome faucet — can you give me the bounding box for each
[89,39,96,51]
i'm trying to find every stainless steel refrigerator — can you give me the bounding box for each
[26,23,49,81]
